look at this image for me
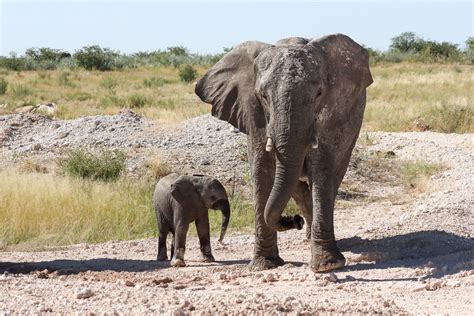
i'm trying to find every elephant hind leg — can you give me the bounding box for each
[157,227,169,261]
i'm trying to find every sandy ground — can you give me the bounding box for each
[1,124,473,314]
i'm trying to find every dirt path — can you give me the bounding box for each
[1,128,473,314]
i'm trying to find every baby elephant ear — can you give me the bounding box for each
[195,41,272,135]
[170,176,198,204]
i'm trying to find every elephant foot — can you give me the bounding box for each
[170,258,186,267]
[200,254,215,263]
[311,249,345,273]
[249,255,285,270]
[156,253,168,262]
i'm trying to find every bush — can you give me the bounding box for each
[179,64,197,83]
[0,77,7,95]
[74,45,121,71]
[59,149,126,181]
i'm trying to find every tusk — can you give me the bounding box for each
[312,137,318,149]
[265,138,273,152]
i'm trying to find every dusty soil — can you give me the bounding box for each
[1,113,473,314]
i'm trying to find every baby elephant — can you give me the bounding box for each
[153,173,231,267]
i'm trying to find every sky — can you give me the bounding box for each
[0,0,472,56]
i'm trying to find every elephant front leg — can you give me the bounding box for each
[195,214,215,263]
[170,222,189,267]
[310,144,345,272]
[248,138,284,270]
[292,180,313,241]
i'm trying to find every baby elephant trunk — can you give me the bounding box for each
[213,199,231,242]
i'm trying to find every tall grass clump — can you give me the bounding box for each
[128,94,150,108]
[57,71,74,87]
[143,76,169,88]
[0,170,156,247]
[10,84,33,99]
[0,77,7,95]
[59,149,126,182]
[101,77,119,94]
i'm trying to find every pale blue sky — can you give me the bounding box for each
[1,0,472,56]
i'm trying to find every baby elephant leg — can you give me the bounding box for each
[157,227,169,261]
[170,223,189,267]
[196,214,215,262]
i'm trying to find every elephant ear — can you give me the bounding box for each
[170,176,201,206]
[309,34,373,123]
[195,41,272,135]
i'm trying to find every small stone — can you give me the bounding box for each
[325,273,338,283]
[264,273,276,282]
[36,269,50,279]
[118,279,135,287]
[75,288,94,299]
[345,275,356,281]
[173,284,186,290]
[58,131,69,139]
[200,159,211,166]
[173,308,186,316]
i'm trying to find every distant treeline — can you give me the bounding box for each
[0,32,472,71]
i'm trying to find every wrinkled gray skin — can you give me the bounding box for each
[153,173,231,267]
[195,34,373,272]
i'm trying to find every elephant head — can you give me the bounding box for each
[195,34,372,232]
[171,175,230,242]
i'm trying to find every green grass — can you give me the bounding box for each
[58,149,126,182]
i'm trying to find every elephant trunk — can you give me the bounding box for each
[264,146,307,231]
[215,199,230,242]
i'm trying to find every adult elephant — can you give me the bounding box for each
[195,34,373,272]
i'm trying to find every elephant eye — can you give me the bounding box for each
[316,89,322,97]
[210,195,216,201]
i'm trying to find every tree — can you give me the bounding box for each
[74,45,120,71]
[390,32,421,53]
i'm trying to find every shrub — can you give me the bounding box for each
[74,45,121,71]
[179,64,197,83]
[59,149,126,181]
[0,77,7,95]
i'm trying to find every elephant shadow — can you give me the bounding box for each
[0,257,254,275]
[0,258,168,275]
[339,230,474,279]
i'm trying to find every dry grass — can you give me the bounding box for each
[0,66,210,125]
[0,63,471,132]
[365,63,473,133]
[0,170,156,248]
